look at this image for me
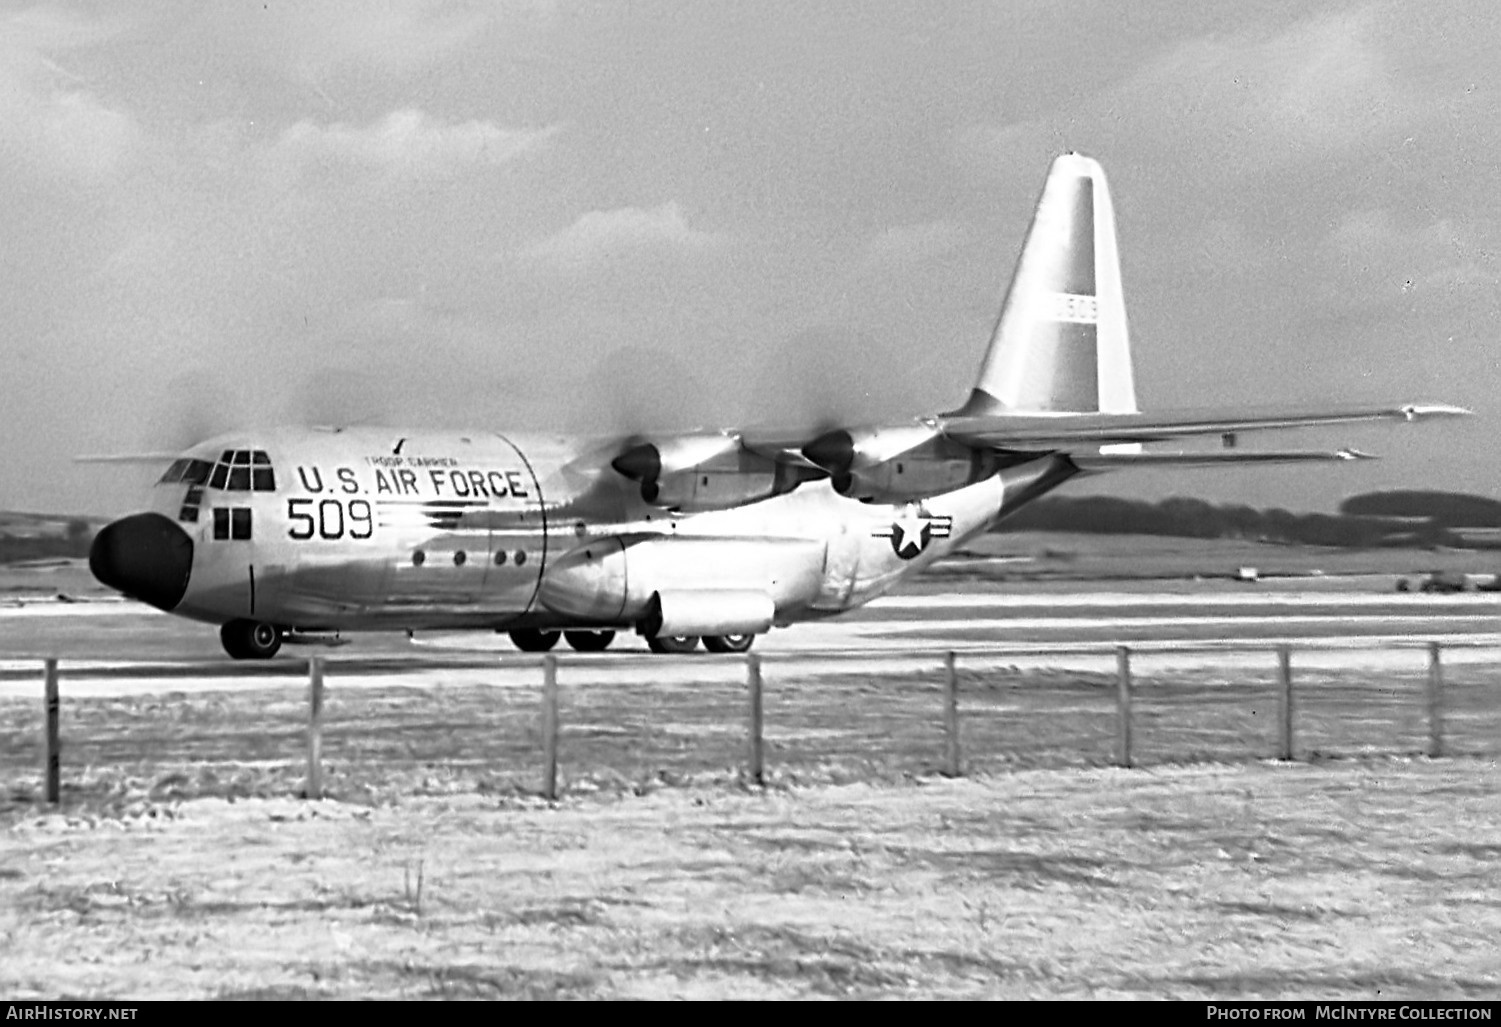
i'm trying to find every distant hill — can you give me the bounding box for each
[1339,491,1501,528]
[0,512,103,564]
[998,493,1469,548]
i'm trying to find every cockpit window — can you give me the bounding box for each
[157,458,212,486]
[204,448,277,491]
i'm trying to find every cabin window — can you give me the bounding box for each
[212,507,253,541]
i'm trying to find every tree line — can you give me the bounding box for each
[997,491,1501,548]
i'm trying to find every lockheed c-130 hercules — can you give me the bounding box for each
[87,153,1467,659]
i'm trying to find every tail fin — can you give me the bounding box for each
[951,153,1137,417]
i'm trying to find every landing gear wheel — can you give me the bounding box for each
[703,633,755,654]
[647,635,700,654]
[509,629,562,652]
[220,619,283,660]
[565,629,615,652]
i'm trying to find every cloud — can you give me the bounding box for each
[1125,9,1397,156]
[0,9,142,183]
[1324,208,1500,301]
[523,201,720,269]
[271,109,559,179]
[862,220,966,267]
[0,86,143,182]
[213,0,527,84]
[955,8,1430,176]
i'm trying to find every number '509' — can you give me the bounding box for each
[287,498,374,540]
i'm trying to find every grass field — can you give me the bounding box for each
[2,663,1499,999]
[2,761,1497,999]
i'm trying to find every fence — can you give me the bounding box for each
[10,641,1499,805]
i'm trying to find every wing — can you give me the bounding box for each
[598,402,1468,511]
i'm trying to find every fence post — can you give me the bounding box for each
[1115,647,1133,768]
[1276,645,1294,761]
[541,655,559,801]
[942,651,961,777]
[746,653,765,787]
[43,658,59,805]
[1426,641,1444,759]
[305,656,324,800]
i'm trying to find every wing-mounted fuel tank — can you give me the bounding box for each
[802,423,1004,503]
[611,434,818,512]
[536,534,823,633]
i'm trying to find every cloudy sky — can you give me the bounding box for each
[2,0,1496,515]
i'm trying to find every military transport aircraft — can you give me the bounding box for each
[87,153,1467,659]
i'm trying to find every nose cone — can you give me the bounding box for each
[89,513,194,612]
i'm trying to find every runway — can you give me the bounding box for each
[0,581,1496,696]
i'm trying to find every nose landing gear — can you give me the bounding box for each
[220,619,284,660]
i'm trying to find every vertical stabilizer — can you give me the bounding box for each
[952,153,1137,416]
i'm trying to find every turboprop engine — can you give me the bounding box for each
[611,434,813,511]
[801,424,1003,504]
[536,535,824,635]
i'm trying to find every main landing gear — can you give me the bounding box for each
[644,634,755,654]
[220,619,283,660]
[564,629,615,652]
[507,628,618,653]
[703,633,754,654]
[507,629,754,654]
[647,635,699,654]
[508,628,561,652]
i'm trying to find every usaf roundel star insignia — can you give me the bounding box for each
[873,506,954,560]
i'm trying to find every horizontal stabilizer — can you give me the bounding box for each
[1069,448,1375,473]
[941,402,1470,449]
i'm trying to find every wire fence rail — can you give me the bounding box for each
[10,640,1501,806]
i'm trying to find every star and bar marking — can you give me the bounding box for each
[872,505,954,560]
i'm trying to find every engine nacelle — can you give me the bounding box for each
[612,434,810,511]
[803,424,1000,503]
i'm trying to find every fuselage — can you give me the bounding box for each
[89,427,1071,639]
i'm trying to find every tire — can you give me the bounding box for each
[647,635,700,654]
[509,628,562,652]
[703,633,755,653]
[220,619,283,660]
[565,629,615,652]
